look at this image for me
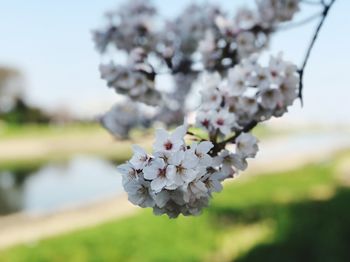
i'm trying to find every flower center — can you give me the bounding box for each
[176,165,185,175]
[196,151,203,158]
[202,119,210,128]
[137,185,148,195]
[271,70,278,78]
[158,168,167,178]
[164,140,173,150]
[216,118,224,126]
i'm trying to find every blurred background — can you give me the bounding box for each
[0,0,349,261]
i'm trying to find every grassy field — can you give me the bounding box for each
[0,152,349,262]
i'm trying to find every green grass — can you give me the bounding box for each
[1,156,349,262]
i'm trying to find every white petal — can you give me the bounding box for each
[166,166,183,186]
[117,163,133,175]
[183,151,199,169]
[211,179,223,193]
[197,141,214,154]
[155,128,169,141]
[151,177,167,192]
[183,169,197,183]
[171,125,187,141]
[168,151,184,166]
[222,164,235,177]
[143,166,157,180]
[132,144,147,155]
[232,154,248,171]
[199,154,212,166]
[153,191,170,208]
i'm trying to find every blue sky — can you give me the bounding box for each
[0,0,349,124]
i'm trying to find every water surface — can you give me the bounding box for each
[0,156,123,216]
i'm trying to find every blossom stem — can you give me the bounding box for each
[211,120,258,156]
[298,0,336,103]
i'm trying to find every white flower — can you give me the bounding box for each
[215,15,235,35]
[99,62,118,83]
[183,179,208,203]
[128,73,148,97]
[143,158,173,193]
[231,154,248,172]
[168,150,199,185]
[200,77,222,109]
[239,96,259,116]
[153,190,170,208]
[235,8,258,30]
[268,54,286,85]
[279,77,298,106]
[124,178,155,208]
[236,133,259,158]
[227,66,248,96]
[196,109,213,131]
[276,0,300,22]
[211,108,238,135]
[255,66,271,90]
[153,125,187,153]
[190,141,214,166]
[260,88,282,109]
[117,162,139,187]
[214,150,248,177]
[236,31,256,56]
[201,171,225,193]
[129,145,150,170]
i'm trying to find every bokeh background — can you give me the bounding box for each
[0,0,349,261]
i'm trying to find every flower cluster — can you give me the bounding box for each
[92,0,157,53]
[196,53,299,135]
[93,0,310,217]
[94,1,301,138]
[99,48,161,106]
[99,100,152,139]
[117,125,259,218]
[258,0,300,24]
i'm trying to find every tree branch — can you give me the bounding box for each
[211,120,258,156]
[298,0,336,103]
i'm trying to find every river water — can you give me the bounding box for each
[0,156,123,216]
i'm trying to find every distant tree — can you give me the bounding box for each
[0,67,23,113]
[0,66,50,124]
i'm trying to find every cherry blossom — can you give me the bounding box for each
[95,0,337,217]
[153,125,187,153]
[143,158,173,193]
[129,145,150,170]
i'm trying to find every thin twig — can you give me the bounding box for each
[298,0,336,103]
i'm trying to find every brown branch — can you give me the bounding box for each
[211,120,258,156]
[298,0,336,103]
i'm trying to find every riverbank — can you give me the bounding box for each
[0,124,153,171]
